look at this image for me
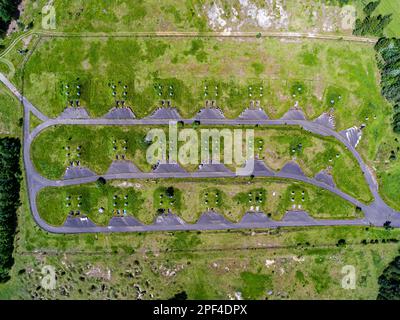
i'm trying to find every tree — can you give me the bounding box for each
[169,291,188,300]
[374,38,400,133]
[96,177,106,187]
[166,186,175,198]
[0,137,21,282]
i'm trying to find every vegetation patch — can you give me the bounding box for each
[239,272,272,300]
[0,137,21,282]
[36,177,360,226]
[31,124,372,203]
[378,254,400,299]
[0,0,21,34]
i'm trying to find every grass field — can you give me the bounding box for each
[378,165,400,210]
[21,34,400,208]
[30,124,373,202]
[20,36,393,170]
[3,239,399,299]
[29,113,43,132]
[0,183,396,300]
[36,177,361,226]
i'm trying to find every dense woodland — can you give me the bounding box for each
[375,37,400,133]
[353,1,392,36]
[0,138,21,282]
[378,255,400,299]
[352,1,400,134]
[0,0,20,34]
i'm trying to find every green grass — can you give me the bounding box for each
[0,83,22,137]
[29,113,42,132]
[373,127,400,210]
[22,36,283,118]
[10,0,209,34]
[2,0,400,300]
[20,35,399,206]
[36,177,360,226]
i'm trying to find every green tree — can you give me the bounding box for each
[0,137,21,282]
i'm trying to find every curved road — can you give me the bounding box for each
[1,72,399,234]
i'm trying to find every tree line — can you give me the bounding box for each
[0,137,21,282]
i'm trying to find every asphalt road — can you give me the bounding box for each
[1,72,399,234]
